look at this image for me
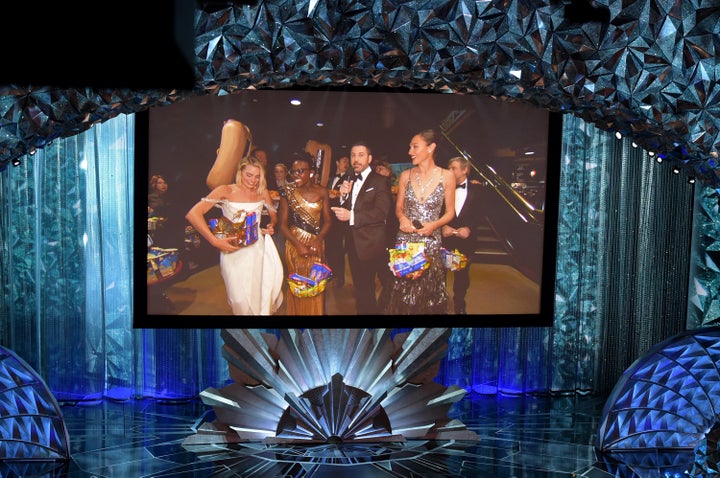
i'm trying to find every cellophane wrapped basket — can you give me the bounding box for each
[209,211,259,247]
[441,247,468,271]
[388,242,430,280]
[288,263,332,298]
[147,247,179,284]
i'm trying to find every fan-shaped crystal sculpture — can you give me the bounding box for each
[183,328,478,445]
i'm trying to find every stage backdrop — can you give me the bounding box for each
[0,112,716,401]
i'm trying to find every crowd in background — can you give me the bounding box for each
[148,124,483,316]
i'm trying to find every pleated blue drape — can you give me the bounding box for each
[442,114,699,395]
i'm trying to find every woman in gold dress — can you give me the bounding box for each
[278,153,332,315]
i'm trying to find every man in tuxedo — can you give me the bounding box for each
[442,156,482,314]
[331,143,393,315]
[268,162,289,192]
[326,156,351,286]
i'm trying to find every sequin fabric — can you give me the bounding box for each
[381,177,449,315]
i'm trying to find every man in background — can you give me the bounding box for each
[268,162,288,268]
[442,156,482,314]
[268,162,288,192]
[326,155,350,286]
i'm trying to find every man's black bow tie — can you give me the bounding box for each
[456,182,466,189]
[354,173,363,182]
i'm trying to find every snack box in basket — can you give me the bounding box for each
[288,263,332,287]
[210,211,258,247]
[441,248,467,271]
[388,242,428,277]
[287,263,332,298]
[390,253,428,277]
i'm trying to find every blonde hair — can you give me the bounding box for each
[273,163,288,175]
[236,157,267,194]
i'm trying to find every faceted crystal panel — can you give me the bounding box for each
[0,1,719,186]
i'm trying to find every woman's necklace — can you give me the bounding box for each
[415,167,437,202]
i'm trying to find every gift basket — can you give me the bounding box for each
[388,242,430,280]
[147,247,179,284]
[209,210,259,247]
[288,263,333,298]
[441,247,468,271]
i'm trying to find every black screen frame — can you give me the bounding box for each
[134,87,562,328]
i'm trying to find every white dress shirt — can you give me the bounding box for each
[330,173,344,190]
[455,180,468,215]
[349,167,371,225]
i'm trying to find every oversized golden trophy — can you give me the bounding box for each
[206,119,253,190]
[304,139,332,187]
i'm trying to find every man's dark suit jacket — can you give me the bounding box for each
[328,173,351,207]
[443,180,483,258]
[342,171,393,261]
[326,172,351,264]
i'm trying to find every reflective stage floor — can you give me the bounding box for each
[1,392,697,478]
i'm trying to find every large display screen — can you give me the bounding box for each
[135,87,561,328]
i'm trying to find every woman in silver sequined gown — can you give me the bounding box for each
[380,129,457,315]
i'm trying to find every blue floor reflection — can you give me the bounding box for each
[0,393,701,478]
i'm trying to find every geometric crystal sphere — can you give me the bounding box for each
[0,346,70,461]
[597,326,720,454]
[690,418,720,478]
[183,328,478,447]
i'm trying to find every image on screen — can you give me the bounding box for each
[136,87,560,328]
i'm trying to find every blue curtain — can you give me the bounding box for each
[443,114,698,394]
[0,111,713,400]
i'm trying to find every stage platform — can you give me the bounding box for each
[20,392,629,478]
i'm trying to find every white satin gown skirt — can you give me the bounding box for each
[219,233,284,315]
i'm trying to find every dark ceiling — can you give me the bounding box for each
[1,0,719,187]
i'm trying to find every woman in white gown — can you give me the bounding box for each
[185,157,284,315]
